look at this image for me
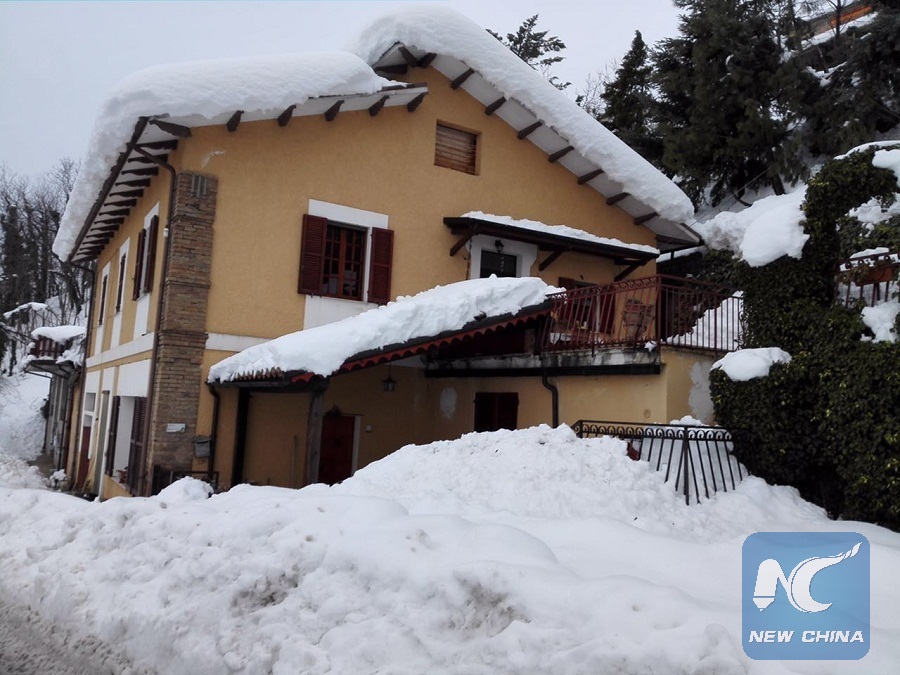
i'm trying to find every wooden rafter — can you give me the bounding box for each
[614,263,644,282]
[407,93,426,112]
[324,100,344,122]
[375,64,408,75]
[93,217,124,226]
[226,110,243,133]
[368,96,389,117]
[634,212,658,226]
[121,167,158,177]
[417,52,437,68]
[398,46,419,67]
[134,140,177,151]
[484,97,506,116]
[517,121,542,140]
[606,192,629,206]
[105,199,137,209]
[277,105,296,127]
[114,179,151,188]
[548,145,574,163]
[98,208,131,218]
[577,168,604,185]
[538,250,565,271]
[450,68,475,90]
[108,189,143,199]
[149,119,192,138]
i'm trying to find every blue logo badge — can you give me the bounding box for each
[742,532,869,660]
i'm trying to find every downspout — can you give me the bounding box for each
[541,371,559,428]
[131,134,177,496]
[206,383,220,487]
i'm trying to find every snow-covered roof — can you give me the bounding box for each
[208,277,557,384]
[56,6,697,263]
[461,211,659,256]
[31,325,86,344]
[350,7,696,244]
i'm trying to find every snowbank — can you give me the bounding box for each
[0,373,50,462]
[350,7,694,228]
[208,277,557,382]
[712,347,792,381]
[1,425,898,674]
[862,301,900,342]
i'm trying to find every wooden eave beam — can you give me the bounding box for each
[407,93,426,112]
[324,100,344,122]
[368,96,389,117]
[614,262,644,282]
[277,105,296,127]
[108,189,143,199]
[226,110,243,133]
[450,68,475,90]
[577,168,604,185]
[375,64,408,75]
[398,46,419,67]
[149,119,192,138]
[606,192,629,206]
[114,179,151,188]
[417,52,437,68]
[538,250,565,271]
[121,167,158,177]
[634,212,658,226]
[517,121,542,140]
[450,230,475,257]
[129,155,158,165]
[93,218,124,226]
[135,140,178,151]
[105,199,137,209]
[98,208,130,218]
[548,145,574,163]
[484,97,506,116]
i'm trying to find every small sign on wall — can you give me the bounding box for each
[166,423,186,433]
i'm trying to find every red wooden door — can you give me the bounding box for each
[319,414,355,485]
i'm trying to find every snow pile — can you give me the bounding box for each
[463,211,659,255]
[861,301,900,342]
[665,292,743,351]
[872,146,900,183]
[712,347,792,381]
[0,454,47,490]
[55,52,394,260]
[1,425,898,674]
[350,6,694,226]
[156,476,214,502]
[209,277,557,382]
[694,188,809,266]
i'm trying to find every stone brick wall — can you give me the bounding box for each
[144,173,217,492]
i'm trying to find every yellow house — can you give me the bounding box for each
[54,8,739,498]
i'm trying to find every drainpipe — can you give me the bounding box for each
[541,371,559,427]
[130,134,177,495]
[206,383,220,487]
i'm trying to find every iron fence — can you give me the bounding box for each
[836,250,898,308]
[573,420,745,505]
[541,275,742,355]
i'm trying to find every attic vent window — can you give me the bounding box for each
[190,175,209,198]
[435,123,478,175]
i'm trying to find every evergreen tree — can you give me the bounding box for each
[652,0,812,205]
[598,31,663,166]
[488,15,570,90]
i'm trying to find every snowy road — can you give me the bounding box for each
[0,597,138,675]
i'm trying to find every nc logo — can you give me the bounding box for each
[752,542,861,613]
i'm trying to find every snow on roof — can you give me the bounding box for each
[54,52,394,260]
[462,211,659,255]
[31,325,86,344]
[349,6,694,227]
[208,277,558,383]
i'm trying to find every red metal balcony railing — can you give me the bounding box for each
[541,275,743,355]
[836,250,898,308]
[28,336,67,361]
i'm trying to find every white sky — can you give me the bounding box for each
[0,1,681,178]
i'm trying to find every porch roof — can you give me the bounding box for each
[208,277,556,388]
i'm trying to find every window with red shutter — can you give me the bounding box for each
[368,228,393,305]
[132,229,146,301]
[98,274,108,326]
[298,214,328,295]
[143,216,159,294]
[115,253,127,313]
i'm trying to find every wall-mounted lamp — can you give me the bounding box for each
[494,239,505,254]
[382,364,396,393]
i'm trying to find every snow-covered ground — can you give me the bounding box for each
[0,372,50,489]
[1,420,898,674]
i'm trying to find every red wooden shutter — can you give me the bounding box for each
[132,229,146,300]
[298,214,328,295]
[105,396,121,476]
[98,275,108,326]
[115,254,127,312]
[143,216,159,294]
[367,228,393,305]
[127,397,147,493]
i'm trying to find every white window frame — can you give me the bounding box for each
[467,235,537,280]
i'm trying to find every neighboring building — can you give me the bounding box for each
[54,8,740,498]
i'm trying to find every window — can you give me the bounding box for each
[467,235,537,281]
[299,214,393,304]
[474,392,518,432]
[97,274,108,326]
[435,123,477,175]
[479,250,518,278]
[132,215,159,300]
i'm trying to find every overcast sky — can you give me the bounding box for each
[0,1,681,178]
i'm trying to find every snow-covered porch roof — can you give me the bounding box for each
[208,277,557,387]
[445,212,659,275]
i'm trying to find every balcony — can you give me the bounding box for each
[836,250,898,308]
[541,275,743,355]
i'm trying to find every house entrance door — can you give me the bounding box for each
[474,392,518,432]
[319,414,355,485]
